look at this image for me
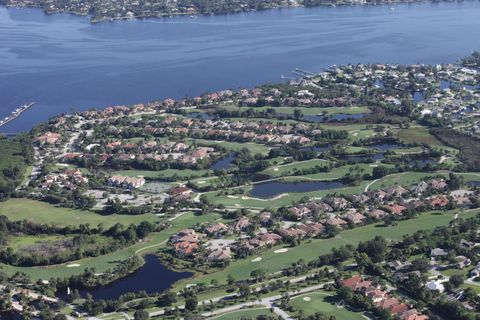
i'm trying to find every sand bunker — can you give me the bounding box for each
[66,264,81,268]
[303,297,311,301]
[251,257,262,262]
[274,248,289,253]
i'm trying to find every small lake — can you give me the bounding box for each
[210,152,236,170]
[249,180,344,198]
[76,255,192,300]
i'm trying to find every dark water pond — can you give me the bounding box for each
[73,255,192,300]
[466,181,480,187]
[0,311,22,320]
[250,180,344,198]
[210,152,236,170]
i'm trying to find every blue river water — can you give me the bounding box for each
[1,2,480,132]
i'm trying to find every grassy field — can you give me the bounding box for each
[211,308,273,320]
[0,211,221,280]
[187,139,271,156]
[0,198,159,227]
[173,209,478,288]
[262,159,330,177]
[202,182,370,209]
[289,291,364,320]
[398,125,457,154]
[6,234,66,250]
[320,123,393,140]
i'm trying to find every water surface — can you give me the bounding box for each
[76,255,192,300]
[2,2,480,132]
[250,180,344,198]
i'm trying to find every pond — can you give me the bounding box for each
[249,180,344,199]
[466,181,480,187]
[210,152,236,170]
[74,255,192,300]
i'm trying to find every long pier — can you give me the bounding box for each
[0,102,35,128]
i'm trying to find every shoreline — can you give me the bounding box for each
[1,0,457,24]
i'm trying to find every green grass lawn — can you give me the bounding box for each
[0,211,221,280]
[0,198,159,227]
[187,139,271,156]
[174,209,478,289]
[211,307,273,320]
[320,123,393,140]
[203,181,370,209]
[262,159,330,177]
[397,125,457,154]
[6,234,66,250]
[289,291,364,320]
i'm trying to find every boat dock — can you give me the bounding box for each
[0,102,35,128]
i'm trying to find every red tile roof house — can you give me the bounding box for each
[340,275,372,291]
[398,309,429,320]
[277,227,307,239]
[427,196,449,208]
[428,179,448,190]
[232,216,250,233]
[324,217,348,229]
[344,212,367,225]
[364,288,388,303]
[297,223,325,237]
[207,247,231,262]
[173,241,199,258]
[382,204,407,216]
[288,206,312,220]
[169,186,193,197]
[37,132,61,144]
[254,233,282,247]
[205,223,229,236]
[367,209,389,219]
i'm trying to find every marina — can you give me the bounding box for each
[0,102,35,128]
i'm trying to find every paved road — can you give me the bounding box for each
[201,281,333,319]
